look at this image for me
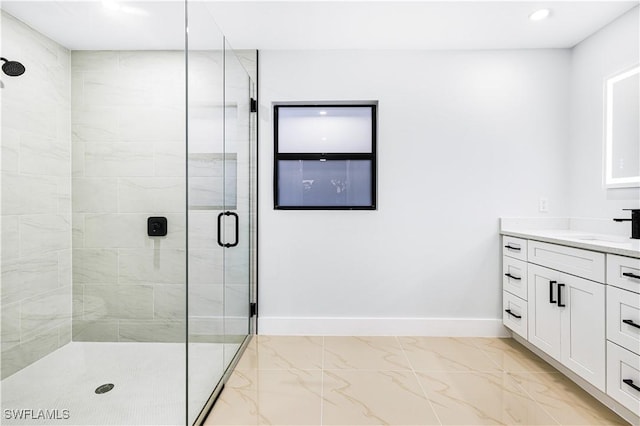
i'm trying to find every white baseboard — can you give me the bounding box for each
[258,317,509,337]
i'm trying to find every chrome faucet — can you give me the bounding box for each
[613,209,640,239]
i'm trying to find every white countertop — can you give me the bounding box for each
[501,228,640,259]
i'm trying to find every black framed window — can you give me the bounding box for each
[274,103,377,210]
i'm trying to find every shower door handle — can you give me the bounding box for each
[217,211,239,248]
[217,212,225,247]
[227,212,239,248]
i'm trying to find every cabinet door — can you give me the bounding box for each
[559,272,606,391]
[528,264,562,360]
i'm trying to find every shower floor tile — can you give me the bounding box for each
[205,336,630,426]
[1,342,222,425]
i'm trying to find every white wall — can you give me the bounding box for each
[258,49,571,335]
[569,7,640,223]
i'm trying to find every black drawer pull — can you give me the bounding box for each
[557,283,566,307]
[504,245,521,251]
[623,319,640,330]
[623,379,640,392]
[549,280,557,304]
[504,273,521,280]
[505,309,522,319]
[623,272,640,280]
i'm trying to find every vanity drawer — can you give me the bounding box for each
[607,341,640,416]
[527,240,605,283]
[503,236,527,261]
[607,285,640,355]
[503,291,527,339]
[607,254,640,294]
[503,256,527,300]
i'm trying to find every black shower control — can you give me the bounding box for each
[147,217,167,237]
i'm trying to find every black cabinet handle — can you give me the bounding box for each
[549,280,557,304]
[623,379,640,392]
[217,211,239,248]
[623,272,640,280]
[557,283,566,307]
[217,212,225,248]
[505,309,522,319]
[504,245,521,251]
[623,319,640,330]
[504,273,521,280]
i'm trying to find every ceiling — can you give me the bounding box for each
[1,1,638,51]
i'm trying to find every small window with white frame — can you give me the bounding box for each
[273,103,377,210]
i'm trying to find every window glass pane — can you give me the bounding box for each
[277,106,372,153]
[277,160,372,207]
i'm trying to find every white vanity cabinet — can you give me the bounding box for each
[501,229,640,422]
[606,254,640,416]
[503,238,606,391]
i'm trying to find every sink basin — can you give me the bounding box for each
[551,233,629,244]
[569,235,627,244]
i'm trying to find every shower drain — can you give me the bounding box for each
[94,383,114,394]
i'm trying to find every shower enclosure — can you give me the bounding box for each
[0,2,256,425]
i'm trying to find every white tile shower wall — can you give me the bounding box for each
[258,49,571,335]
[0,11,72,379]
[71,51,188,343]
[568,6,640,221]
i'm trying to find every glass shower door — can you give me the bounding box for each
[186,8,226,424]
[222,43,253,370]
[186,7,254,424]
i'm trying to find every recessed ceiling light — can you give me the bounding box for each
[529,9,551,21]
[319,111,327,115]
